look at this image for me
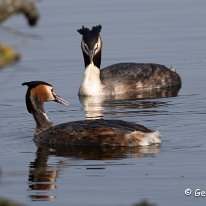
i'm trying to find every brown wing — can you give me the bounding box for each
[34,119,152,147]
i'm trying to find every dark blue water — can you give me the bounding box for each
[0,0,206,205]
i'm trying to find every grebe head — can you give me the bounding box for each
[77,25,102,68]
[22,81,68,135]
[22,81,68,113]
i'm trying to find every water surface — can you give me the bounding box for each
[0,0,206,206]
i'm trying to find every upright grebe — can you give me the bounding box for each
[77,25,181,97]
[22,81,161,147]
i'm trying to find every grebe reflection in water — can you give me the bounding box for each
[28,144,160,201]
[79,86,179,119]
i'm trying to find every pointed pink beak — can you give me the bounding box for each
[53,94,69,105]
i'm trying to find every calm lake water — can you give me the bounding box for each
[0,0,206,205]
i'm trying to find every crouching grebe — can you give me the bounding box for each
[22,81,161,147]
[77,25,181,97]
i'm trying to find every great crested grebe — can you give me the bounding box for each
[22,81,161,147]
[77,25,181,97]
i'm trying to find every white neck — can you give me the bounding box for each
[79,62,103,96]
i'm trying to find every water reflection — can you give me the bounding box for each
[28,147,57,201]
[28,145,160,201]
[79,86,180,119]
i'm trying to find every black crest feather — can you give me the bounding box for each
[77,25,102,38]
[22,81,52,89]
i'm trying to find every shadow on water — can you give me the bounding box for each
[28,145,160,201]
[79,86,181,119]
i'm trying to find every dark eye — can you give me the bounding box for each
[51,88,54,93]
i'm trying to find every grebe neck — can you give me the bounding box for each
[79,62,103,96]
[31,99,53,135]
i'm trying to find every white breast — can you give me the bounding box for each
[79,63,103,96]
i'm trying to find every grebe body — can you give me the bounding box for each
[22,81,161,147]
[77,25,181,97]
[35,119,160,147]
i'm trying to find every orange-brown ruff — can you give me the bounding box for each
[78,25,181,97]
[22,81,161,147]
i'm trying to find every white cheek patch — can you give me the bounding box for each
[45,86,55,101]
[81,41,89,55]
[94,36,102,54]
